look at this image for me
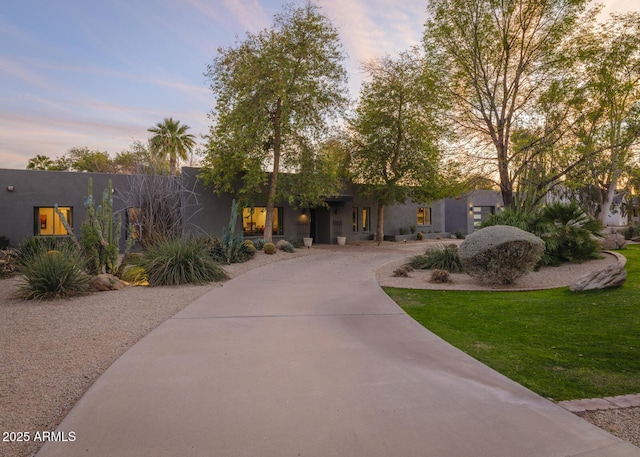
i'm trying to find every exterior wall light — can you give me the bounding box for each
[6,185,14,192]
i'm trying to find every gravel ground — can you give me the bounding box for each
[581,408,640,448]
[0,243,637,457]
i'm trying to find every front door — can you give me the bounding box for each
[311,208,331,244]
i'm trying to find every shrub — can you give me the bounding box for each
[138,238,227,286]
[120,265,148,284]
[263,243,276,255]
[537,202,602,264]
[393,265,413,277]
[416,232,424,241]
[481,202,602,265]
[408,244,463,273]
[430,269,452,283]
[454,231,465,239]
[204,236,255,264]
[459,225,545,285]
[251,238,268,250]
[0,248,18,278]
[242,239,257,253]
[17,237,75,267]
[16,243,91,300]
[276,240,295,253]
[622,223,640,240]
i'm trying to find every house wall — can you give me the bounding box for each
[1,167,496,247]
[385,199,446,235]
[0,169,131,248]
[445,190,504,235]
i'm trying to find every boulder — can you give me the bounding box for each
[459,225,545,285]
[631,236,640,243]
[570,262,627,291]
[600,233,627,250]
[92,274,126,292]
[275,239,289,250]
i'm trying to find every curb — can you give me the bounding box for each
[558,394,640,415]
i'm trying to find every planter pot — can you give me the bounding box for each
[336,236,346,245]
[303,237,313,249]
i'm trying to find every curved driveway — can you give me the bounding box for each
[38,246,640,457]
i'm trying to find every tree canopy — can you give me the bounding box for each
[148,118,196,176]
[349,50,457,242]
[201,2,348,241]
[423,0,591,208]
[561,12,640,221]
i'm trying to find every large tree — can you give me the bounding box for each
[350,50,455,243]
[148,118,196,176]
[423,0,590,208]
[563,12,640,222]
[201,2,348,241]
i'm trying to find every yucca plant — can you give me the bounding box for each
[17,243,92,300]
[408,244,463,273]
[139,238,227,286]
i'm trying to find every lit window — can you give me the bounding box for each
[352,207,359,232]
[242,207,283,236]
[417,207,431,225]
[35,207,72,236]
[362,207,371,232]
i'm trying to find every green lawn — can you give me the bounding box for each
[385,244,640,401]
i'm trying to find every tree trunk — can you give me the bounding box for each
[599,176,619,226]
[264,98,282,243]
[497,144,514,208]
[376,204,385,246]
[169,154,177,176]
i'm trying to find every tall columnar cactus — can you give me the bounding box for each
[81,178,122,274]
[221,199,248,264]
[222,199,243,263]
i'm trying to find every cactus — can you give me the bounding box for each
[54,204,83,251]
[81,178,122,275]
[263,242,276,255]
[221,199,248,264]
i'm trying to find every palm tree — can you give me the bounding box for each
[26,154,54,170]
[147,118,196,176]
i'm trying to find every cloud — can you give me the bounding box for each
[223,0,271,32]
[0,57,55,91]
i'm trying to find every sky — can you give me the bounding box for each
[1,0,638,170]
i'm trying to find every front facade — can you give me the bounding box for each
[0,167,501,249]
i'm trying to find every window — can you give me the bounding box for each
[361,207,371,232]
[242,207,283,236]
[473,206,495,228]
[352,207,359,232]
[417,207,431,226]
[35,207,72,236]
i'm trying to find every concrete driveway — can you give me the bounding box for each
[37,247,640,456]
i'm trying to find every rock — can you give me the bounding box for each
[631,236,640,243]
[570,262,627,291]
[600,233,627,250]
[92,274,126,292]
[459,225,545,285]
[275,240,289,250]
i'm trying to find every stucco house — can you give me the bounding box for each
[0,167,503,248]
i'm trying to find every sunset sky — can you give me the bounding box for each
[1,0,638,169]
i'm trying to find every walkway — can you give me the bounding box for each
[37,246,640,456]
